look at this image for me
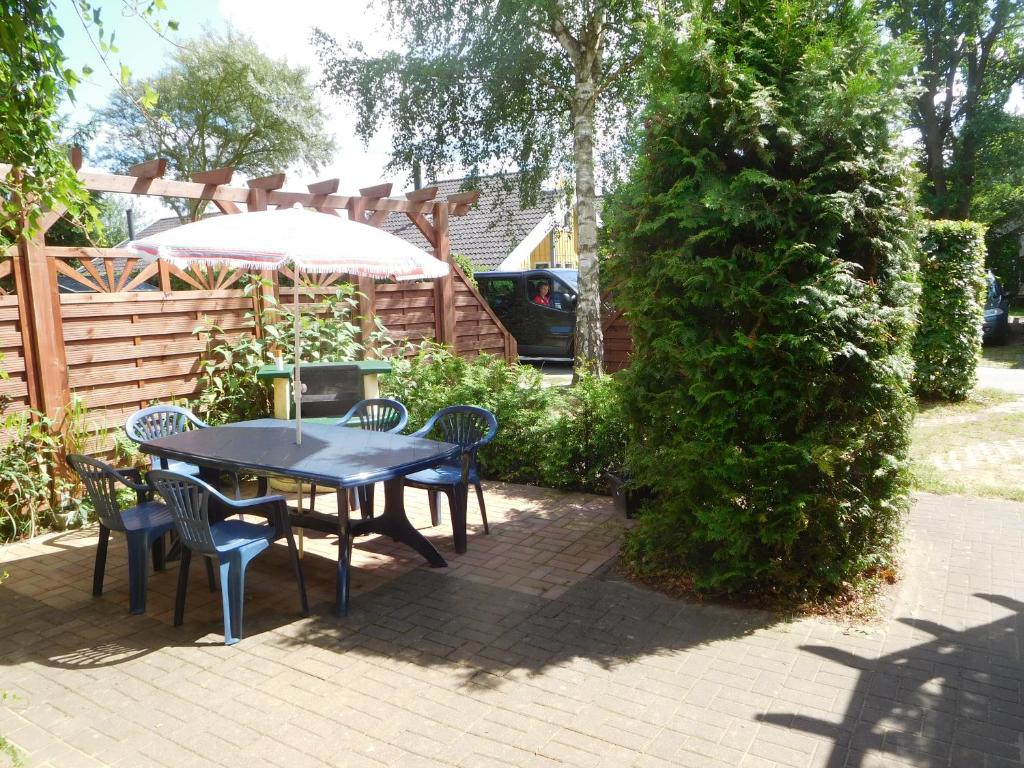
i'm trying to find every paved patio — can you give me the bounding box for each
[1,484,1022,768]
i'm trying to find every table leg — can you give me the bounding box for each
[351,477,447,569]
[336,489,353,617]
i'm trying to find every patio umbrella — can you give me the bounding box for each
[130,207,449,445]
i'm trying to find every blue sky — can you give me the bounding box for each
[55,0,225,126]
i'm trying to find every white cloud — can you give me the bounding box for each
[219,0,408,194]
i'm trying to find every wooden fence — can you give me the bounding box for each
[0,251,512,444]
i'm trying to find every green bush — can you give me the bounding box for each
[0,405,93,542]
[913,221,988,401]
[383,346,553,483]
[383,347,628,492]
[605,0,920,599]
[543,373,628,494]
[194,277,394,425]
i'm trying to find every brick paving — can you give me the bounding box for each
[1,486,1022,768]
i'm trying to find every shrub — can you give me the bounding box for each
[0,402,94,542]
[605,0,920,599]
[382,345,553,483]
[913,221,988,401]
[194,277,393,425]
[543,373,628,494]
[383,347,629,492]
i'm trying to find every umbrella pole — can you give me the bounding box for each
[293,270,302,445]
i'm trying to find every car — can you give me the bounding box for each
[983,271,1011,345]
[476,269,578,359]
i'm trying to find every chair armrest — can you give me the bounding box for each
[108,466,154,502]
[208,483,287,511]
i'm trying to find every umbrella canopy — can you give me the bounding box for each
[130,208,450,445]
[131,207,449,280]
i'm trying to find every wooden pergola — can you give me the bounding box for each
[1,149,485,420]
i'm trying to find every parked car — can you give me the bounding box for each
[983,271,1011,345]
[476,269,578,359]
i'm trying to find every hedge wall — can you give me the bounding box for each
[605,0,920,599]
[913,221,989,401]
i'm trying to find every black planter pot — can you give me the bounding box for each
[603,470,649,519]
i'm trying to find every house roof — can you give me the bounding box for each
[381,174,560,270]
[127,174,559,271]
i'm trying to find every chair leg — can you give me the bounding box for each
[283,524,309,617]
[256,476,268,497]
[449,486,468,555]
[125,531,150,615]
[174,548,192,627]
[218,558,240,645]
[230,473,241,500]
[474,481,489,535]
[93,525,110,597]
[152,534,167,572]
[428,490,441,526]
[205,557,217,592]
[308,482,318,514]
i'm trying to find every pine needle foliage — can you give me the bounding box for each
[912,220,988,402]
[605,0,921,599]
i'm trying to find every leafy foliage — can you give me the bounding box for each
[0,397,96,543]
[542,372,627,494]
[383,346,553,483]
[913,221,989,401]
[452,252,477,288]
[972,111,1024,291]
[383,345,627,493]
[314,1,681,374]
[879,0,1024,219]
[194,278,392,425]
[606,0,920,598]
[92,29,334,220]
[0,0,93,248]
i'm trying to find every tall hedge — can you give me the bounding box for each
[605,0,920,598]
[913,221,988,401]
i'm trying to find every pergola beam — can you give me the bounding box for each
[248,173,286,190]
[192,167,234,185]
[0,164,474,215]
[128,158,167,179]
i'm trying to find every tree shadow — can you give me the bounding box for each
[758,593,1024,767]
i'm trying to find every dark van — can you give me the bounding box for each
[476,269,578,359]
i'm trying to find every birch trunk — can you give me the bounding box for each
[572,77,604,376]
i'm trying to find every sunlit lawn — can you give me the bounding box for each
[911,387,1024,502]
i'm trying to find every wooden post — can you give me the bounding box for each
[246,186,279,331]
[357,274,377,359]
[17,231,70,420]
[432,201,456,348]
[346,198,379,356]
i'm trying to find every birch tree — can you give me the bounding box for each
[316,1,669,375]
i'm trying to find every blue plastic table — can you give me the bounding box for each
[140,419,463,615]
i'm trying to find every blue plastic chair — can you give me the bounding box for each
[404,405,498,536]
[149,470,308,645]
[307,398,409,519]
[68,455,174,615]
[126,405,242,497]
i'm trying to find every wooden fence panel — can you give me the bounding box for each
[0,295,31,415]
[603,309,632,372]
[60,290,252,437]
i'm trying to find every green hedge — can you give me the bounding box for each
[913,221,988,401]
[605,0,920,599]
[382,346,626,494]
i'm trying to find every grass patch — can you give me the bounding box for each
[911,388,1024,502]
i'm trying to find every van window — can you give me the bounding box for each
[528,276,575,312]
[480,278,518,311]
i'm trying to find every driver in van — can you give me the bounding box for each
[533,282,552,306]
